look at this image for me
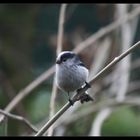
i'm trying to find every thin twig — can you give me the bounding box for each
[0,109,38,133]
[35,41,140,136]
[48,4,67,136]
[1,5,140,124]
[57,4,67,55]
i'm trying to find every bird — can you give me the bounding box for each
[55,51,90,104]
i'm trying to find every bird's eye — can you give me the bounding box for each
[62,58,67,62]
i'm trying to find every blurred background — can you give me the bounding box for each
[0,3,140,136]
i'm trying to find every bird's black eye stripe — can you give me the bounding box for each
[60,53,75,61]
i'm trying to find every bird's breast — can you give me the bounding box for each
[56,64,88,92]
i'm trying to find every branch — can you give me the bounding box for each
[0,109,38,133]
[35,41,140,136]
[57,4,67,55]
[1,6,140,124]
[48,4,67,136]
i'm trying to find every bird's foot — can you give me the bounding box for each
[68,99,74,106]
[80,94,94,104]
[85,81,91,88]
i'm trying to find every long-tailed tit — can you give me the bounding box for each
[55,51,90,104]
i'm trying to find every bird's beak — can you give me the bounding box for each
[56,59,61,64]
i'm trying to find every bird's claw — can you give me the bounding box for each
[85,81,91,88]
[80,94,94,104]
[68,99,74,106]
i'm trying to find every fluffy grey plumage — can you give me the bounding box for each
[55,51,89,93]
